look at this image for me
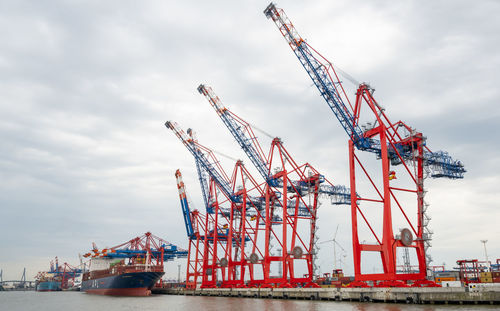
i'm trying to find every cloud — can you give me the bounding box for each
[0,0,498,280]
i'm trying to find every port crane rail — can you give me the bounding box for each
[264,2,465,286]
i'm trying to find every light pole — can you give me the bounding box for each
[480,240,489,263]
[177,264,181,283]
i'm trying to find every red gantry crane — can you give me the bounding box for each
[196,84,350,287]
[175,169,209,289]
[167,121,270,288]
[264,3,465,287]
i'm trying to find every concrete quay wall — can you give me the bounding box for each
[153,286,500,305]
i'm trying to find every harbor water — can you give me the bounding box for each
[0,291,497,311]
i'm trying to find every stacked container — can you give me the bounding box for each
[480,272,493,283]
[491,271,500,283]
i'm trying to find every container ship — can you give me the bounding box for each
[81,257,164,296]
[35,272,61,292]
[80,232,187,296]
[81,258,164,296]
[35,257,81,292]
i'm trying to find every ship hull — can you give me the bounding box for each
[81,271,164,296]
[36,281,61,292]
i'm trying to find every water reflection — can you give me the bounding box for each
[1,291,497,311]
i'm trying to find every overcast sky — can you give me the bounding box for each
[1,0,499,281]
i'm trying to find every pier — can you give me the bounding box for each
[153,286,500,305]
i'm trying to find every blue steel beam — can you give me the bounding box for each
[103,249,188,261]
[198,84,272,184]
[175,170,195,239]
[166,121,239,202]
[199,84,351,204]
[264,3,465,179]
[195,160,211,212]
[167,121,268,218]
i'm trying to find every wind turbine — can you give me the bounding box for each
[319,225,346,270]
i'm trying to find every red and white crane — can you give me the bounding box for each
[264,2,465,287]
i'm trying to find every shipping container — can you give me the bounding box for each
[435,271,460,278]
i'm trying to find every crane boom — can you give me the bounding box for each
[166,121,264,215]
[264,3,364,146]
[194,160,211,212]
[166,121,238,202]
[198,84,271,183]
[198,84,350,205]
[187,128,214,213]
[264,3,465,179]
[264,2,468,286]
[175,169,195,238]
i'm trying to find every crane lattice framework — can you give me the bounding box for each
[176,169,216,289]
[168,112,348,287]
[196,84,353,287]
[264,2,465,287]
[183,128,240,288]
[167,121,273,288]
[197,84,351,205]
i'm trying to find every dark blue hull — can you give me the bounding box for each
[36,281,61,292]
[81,271,164,296]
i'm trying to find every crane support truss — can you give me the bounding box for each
[168,122,269,288]
[195,159,211,212]
[167,119,345,288]
[176,169,208,288]
[186,209,207,289]
[197,84,350,205]
[198,84,271,185]
[264,2,466,286]
[263,3,465,179]
[176,169,220,288]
